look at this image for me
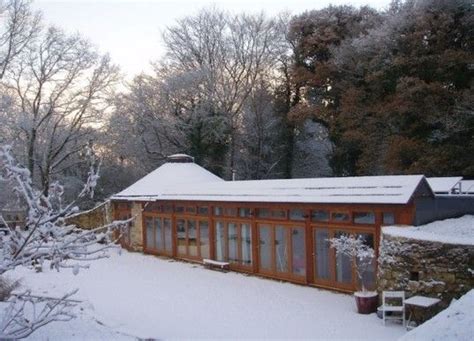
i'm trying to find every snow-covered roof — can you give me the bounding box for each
[112,162,224,200]
[112,158,433,205]
[151,174,427,204]
[460,180,474,194]
[426,177,462,194]
[383,215,474,245]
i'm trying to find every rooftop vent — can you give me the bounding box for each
[166,153,194,163]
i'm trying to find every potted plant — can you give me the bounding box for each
[329,234,378,314]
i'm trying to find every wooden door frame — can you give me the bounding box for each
[311,225,376,291]
[143,213,173,256]
[256,222,306,282]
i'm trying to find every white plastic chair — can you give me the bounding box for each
[382,291,405,327]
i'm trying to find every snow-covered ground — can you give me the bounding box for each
[383,215,474,245]
[4,249,407,340]
[400,290,474,341]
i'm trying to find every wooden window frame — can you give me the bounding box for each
[353,211,376,225]
[257,222,306,282]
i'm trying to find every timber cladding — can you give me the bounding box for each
[116,199,415,292]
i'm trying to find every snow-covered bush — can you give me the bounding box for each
[329,234,375,292]
[0,145,130,338]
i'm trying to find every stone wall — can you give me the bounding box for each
[378,233,474,309]
[67,201,112,230]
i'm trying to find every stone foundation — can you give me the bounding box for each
[378,232,474,310]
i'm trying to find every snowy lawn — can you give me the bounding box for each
[5,249,407,340]
[400,290,473,341]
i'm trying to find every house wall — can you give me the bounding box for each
[130,202,144,251]
[378,232,474,310]
[135,200,414,292]
[67,201,112,230]
[414,196,474,225]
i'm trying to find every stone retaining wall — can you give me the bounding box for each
[67,201,112,230]
[378,232,474,309]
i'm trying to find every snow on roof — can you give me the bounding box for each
[157,174,428,204]
[426,177,462,193]
[383,215,474,245]
[460,180,474,194]
[112,162,224,200]
[400,289,474,341]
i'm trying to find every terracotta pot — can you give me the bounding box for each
[354,292,379,314]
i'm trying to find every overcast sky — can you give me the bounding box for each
[33,0,392,77]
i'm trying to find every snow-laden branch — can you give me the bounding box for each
[0,144,131,339]
[329,234,375,292]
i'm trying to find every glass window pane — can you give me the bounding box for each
[214,207,223,216]
[257,208,270,218]
[175,206,185,213]
[146,217,154,249]
[225,207,237,216]
[164,218,172,252]
[259,225,272,271]
[332,212,350,222]
[198,206,209,216]
[289,209,305,221]
[228,223,238,263]
[200,220,210,259]
[186,206,196,214]
[314,229,330,280]
[144,203,160,212]
[239,208,252,218]
[188,220,198,256]
[272,210,286,219]
[292,227,306,276]
[241,223,252,266]
[163,204,173,213]
[176,219,186,255]
[155,218,164,251]
[354,212,375,224]
[383,212,395,225]
[215,221,226,261]
[311,210,329,222]
[275,226,288,273]
[335,232,352,284]
[357,233,376,291]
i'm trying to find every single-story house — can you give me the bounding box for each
[111,154,474,292]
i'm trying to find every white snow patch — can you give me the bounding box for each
[5,249,407,340]
[383,215,474,245]
[400,290,474,341]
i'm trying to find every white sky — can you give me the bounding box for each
[33,0,392,77]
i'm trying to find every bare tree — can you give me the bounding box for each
[0,0,41,80]
[162,8,284,176]
[1,26,119,193]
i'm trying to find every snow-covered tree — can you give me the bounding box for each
[0,145,129,339]
[329,234,375,292]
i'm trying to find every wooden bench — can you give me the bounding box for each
[203,259,230,271]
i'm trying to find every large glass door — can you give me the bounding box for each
[145,215,172,255]
[176,218,209,260]
[312,227,375,291]
[214,221,253,268]
[257,224,306,280]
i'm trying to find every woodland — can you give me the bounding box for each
[0,0,472,206]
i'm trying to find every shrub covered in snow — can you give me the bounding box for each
[329,234,375,292]
[0,145,130,338]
